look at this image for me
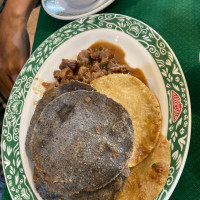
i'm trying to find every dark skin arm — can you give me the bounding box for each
[0,0,38,97]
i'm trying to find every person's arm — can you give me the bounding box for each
[0,0,38,97]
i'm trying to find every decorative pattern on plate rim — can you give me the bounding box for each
[1,13,190,200]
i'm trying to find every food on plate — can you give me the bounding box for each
[91,74,162,167]
[26,42,170,200]
[116,134,171,200]
[51,44,130,89]
[33,167,129,200]
[30,89,134,194]
[25,81,96,159]
[49,40,148,92]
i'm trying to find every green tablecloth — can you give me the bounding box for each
[2,0,200,199]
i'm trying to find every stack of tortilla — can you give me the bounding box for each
[91,74,171,200]
[26,81,135,200]
[26,74,171,200]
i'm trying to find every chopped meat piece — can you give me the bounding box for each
[77,49,91,66]
[110,66,129,73]
[108,62,129,73]
[82,72,92,83]
[92,71,106,80]
[107,61,125,69]
[102,69,109,75]
[90,48,113,64]
[64,67,74,80]
[54,67,74,82]
[77,66,91,83]
[91,62,101,72]
[78,66,90,77]
[59,59,78,71]
[90,51,101,61]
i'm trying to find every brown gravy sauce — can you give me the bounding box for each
[90,40,148,87]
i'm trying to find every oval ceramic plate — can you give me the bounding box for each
[42,0,115,20]
[2,14,191,200]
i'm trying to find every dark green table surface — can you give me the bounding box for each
[2,0,200,199]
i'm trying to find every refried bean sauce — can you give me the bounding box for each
[90,40,149,87]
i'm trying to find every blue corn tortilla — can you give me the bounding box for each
[30,90,134,194]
